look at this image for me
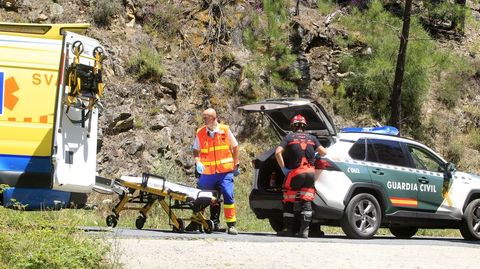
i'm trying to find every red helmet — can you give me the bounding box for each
[290,114,307,127]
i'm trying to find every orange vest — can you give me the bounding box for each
[197,124,234,174]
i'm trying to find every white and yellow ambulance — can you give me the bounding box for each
[0,23,105,208]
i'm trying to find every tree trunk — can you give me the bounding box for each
[389,0,412,133]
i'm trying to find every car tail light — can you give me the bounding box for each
[315,159,340,171]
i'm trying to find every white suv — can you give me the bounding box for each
[241,99,480,240]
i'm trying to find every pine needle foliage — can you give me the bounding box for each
[243,0,300,98]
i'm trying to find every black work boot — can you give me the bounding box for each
[210,203,226,232]
[277,216,295,237]
[298,211,312,239]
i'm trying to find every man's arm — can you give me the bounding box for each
[316,145,327,157]
[232,145,239,167]
[193,149,201,164]
[275,146,285,169]
[228,129,239,167]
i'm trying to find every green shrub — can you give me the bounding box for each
[436,54,472,108]
[136,0,181,39]
[422,0,467,32]
[317,0,337,15]
[129,45,164,81]
[467,128,480,151]
[93,0,121,26]
[445,139,464,164]
[0,207,111,269]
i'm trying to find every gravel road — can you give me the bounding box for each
[106,233,479,269]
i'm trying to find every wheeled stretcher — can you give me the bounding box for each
[105,173,218,233]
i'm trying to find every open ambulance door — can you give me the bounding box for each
[51,32,105,193]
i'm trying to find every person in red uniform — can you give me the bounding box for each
[275,114,327,238]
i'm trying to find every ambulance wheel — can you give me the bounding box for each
[389,227,418,239]
[204,220,214,234]
[173,219,184,233]
[340,193,381,239]
[106,215,118,228]
[135,215,147,230]
[460,198,480,240]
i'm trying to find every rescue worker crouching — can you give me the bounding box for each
[186,108,240,235]
[275,114,327,238]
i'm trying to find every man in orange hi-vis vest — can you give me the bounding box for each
[188,108,240,235]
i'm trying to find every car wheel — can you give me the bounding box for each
[341,193,381,239]
[460,198,480,241]
[268,217,283,233]
[389,227,418,239]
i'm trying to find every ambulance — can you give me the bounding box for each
[0,23,105,209]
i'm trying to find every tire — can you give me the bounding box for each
[268,217,283,233]
[341,193,382,239]
[389,227,418,239]
[173,219,185,233]
[135,215,146,230]
[203,220,214,234]
[106,214,118,228]
[460,198,480,241]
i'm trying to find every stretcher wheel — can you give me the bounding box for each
[106,215,118,228]
[204,220,214,234]
[135,215,146,230]
[172,219,184,233]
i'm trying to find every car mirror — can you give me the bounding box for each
[446,162,456,173]
[443,162,456,181]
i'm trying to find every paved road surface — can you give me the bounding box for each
[86,227,480,269]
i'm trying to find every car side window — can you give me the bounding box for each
[369,139,408,167]
[348,139,366,160]
[407,144,445,172]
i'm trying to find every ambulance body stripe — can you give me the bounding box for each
[2,115,52,124]
[0,154,51,173]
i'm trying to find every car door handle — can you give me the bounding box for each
[372,168,384,175]
[418,177,429,184]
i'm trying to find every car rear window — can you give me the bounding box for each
[268,107,327,131]
[369,139,408,167]
[349,139,366,160]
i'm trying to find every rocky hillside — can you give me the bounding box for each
[1,0,479,182]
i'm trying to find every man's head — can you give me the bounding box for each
[202,108,218,129]
[290,114,307,131]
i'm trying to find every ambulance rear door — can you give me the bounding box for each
[51,32,104,193]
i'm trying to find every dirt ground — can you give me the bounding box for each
[110,238,479,269]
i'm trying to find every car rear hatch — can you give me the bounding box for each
[238,98,336,141]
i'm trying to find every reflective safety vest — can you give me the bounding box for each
[197,124,234,174]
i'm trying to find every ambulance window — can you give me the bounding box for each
[349,139,366,160]
[370,139,408,167]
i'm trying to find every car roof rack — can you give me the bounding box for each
[340,125,399,136]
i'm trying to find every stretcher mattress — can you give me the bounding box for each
[119,175,215,202]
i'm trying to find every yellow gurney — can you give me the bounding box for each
[105,173,218,233]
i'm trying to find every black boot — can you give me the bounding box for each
[298,211,312,239]
[210,203,226,232]
[277,216,295,237]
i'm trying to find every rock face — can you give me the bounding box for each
[1,0,478,179]
[0,1,381,180]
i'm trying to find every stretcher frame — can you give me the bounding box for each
[105,173,217,233]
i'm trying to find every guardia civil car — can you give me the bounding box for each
[240,99,480,240]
